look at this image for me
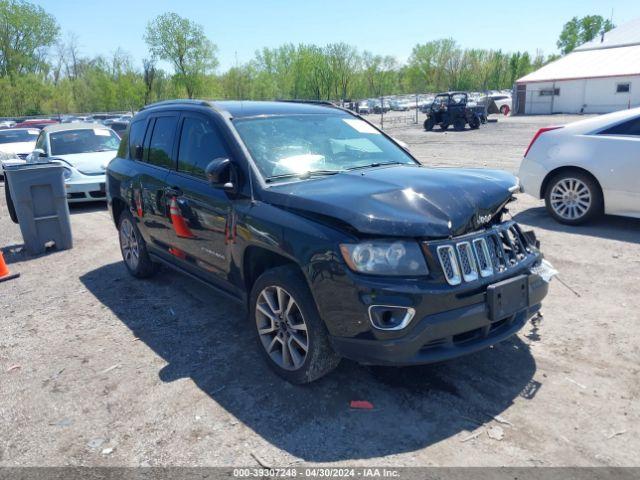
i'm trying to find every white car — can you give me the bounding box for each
[27,123,120,203]
[490,94,512,115]
[519,107,640,224]
[0,128,39,177]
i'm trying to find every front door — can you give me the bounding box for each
[163,113,234,288]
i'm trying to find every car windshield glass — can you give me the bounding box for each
[50,128,120,155]
[0,129,39,144]
[233,114,416,180]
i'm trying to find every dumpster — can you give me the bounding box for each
[4,162,73,255]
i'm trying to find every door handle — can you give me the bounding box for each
[165,186,183,197]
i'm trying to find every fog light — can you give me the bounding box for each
[368,305,416,331]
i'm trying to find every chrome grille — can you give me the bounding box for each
[437,245,461,285]
[430,222,533,285]
[456,242,478,282]
[472,238,493,277]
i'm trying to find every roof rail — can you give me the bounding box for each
[275,99,338,107]
[139,99,213,111]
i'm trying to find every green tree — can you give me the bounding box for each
[0,0,59,77]
[144,12,218,98]
[557,15,615,55]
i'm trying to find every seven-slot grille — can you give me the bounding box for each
[431,222,532,285]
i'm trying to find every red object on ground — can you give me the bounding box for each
[0,251,19,283]
[350,400,374,410]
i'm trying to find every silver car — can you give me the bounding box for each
[27,123,120,203]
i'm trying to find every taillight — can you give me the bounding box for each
[524,126,563,157]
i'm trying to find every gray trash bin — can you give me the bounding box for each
[4,162,73,255]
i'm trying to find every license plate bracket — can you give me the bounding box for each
[487,274,529,321]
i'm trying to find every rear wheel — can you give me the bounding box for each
[118,210,158,278]
[453,118,465,131]
[470,116,480,129]
[250,265,340,384]
[544,171,603,225]
[424,117,435,131]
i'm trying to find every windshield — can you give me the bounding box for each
[233,114,416,180]
[50,128,120,155]
[0,129,39,144]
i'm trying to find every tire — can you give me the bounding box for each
[118,210,159,278]
[423,117,435,131]
[250,265,341,384]
[470,116,480,129]
[544,171,603,225]
[480,115,487,124]
[453,118,465,131]
[4,177,18,224]
[439,122,449,131]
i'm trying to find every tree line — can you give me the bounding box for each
[0,0,612,116]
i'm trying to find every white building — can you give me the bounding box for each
[515,17,640,114]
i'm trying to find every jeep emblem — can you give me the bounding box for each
[477,214,492,225]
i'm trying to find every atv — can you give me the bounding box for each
[423,92,481,131]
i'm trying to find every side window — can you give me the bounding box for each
[128,120,147,159]
[146,116,178,168]
[599,117,640,136]
[35,133,47,153]
[177,116,229,178]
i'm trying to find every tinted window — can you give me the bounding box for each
[128,120,147,159]
[147,116,178,168]
[177,117,229,178]
[599,116,640,136]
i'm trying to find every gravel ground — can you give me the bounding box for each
[1,113,639,467]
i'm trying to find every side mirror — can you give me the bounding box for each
[33,148,46,158]
[205,158,237,193]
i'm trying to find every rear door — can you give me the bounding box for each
[163,112,234,287]
[133,113,179,249]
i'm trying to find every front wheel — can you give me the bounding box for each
[251,265,341,384]
[453,118,465,131]
[544,172,603,225]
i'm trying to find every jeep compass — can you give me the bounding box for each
[106,100,551,384]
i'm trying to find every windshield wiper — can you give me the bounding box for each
[346,161,406,171]
[265,170,341,183]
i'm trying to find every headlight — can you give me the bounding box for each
[340,241,429,276]
[62,167,72,180]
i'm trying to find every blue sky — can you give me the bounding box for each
[36,0,640,71]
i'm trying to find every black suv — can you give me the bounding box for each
[107,100,550,383]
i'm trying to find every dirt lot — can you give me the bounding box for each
[1,113,639,467]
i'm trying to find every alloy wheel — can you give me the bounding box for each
[119,218,140,270]
[256,286,309,371]
[549,178,592,221]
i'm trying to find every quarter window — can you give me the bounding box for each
[146,116,178,168]
[128,120,147,159]
[598,116,640,136]
[177,117,229,178]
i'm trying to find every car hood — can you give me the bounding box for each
[0,142,36,155]
[54,150,116,175]
[262,165,519,238]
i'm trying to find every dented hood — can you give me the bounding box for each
[263,165,518,238]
